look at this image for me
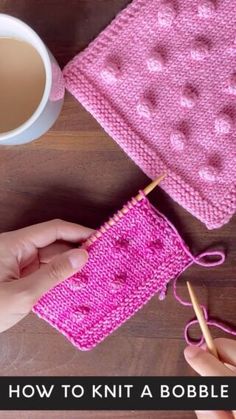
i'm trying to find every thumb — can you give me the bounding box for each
[184,346,234,376]
[16,248,88,304]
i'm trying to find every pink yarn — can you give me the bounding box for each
[63,0,236,229]
[173,274,236,347]
[33,196,231,351]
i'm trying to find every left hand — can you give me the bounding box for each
[0,219,93,333]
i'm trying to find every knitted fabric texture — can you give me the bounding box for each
[33,196,221,351]
[50,63,65,102]
[63,0,236,229]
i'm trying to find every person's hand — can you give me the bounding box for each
[0,219,93,333]
[184,339,236,419]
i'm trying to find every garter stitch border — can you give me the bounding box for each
[63,0,236,229]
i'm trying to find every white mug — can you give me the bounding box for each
[0,14,65,145]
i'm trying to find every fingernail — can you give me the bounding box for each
[68,249,88,269]
[184,346,202,360]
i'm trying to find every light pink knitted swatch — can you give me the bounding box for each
[63,0,236,229]
[33,196,226,351]
[50,63,65,102]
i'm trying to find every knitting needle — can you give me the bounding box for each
[187,283,236,419]
[135,173,166,202]
[187,281,219,358]
[85,174,166,246]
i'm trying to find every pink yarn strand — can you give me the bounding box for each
[193,250,225,267]
[173,255,236,346]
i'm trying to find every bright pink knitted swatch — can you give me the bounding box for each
[63,0,236,229]
[33,196,226,351]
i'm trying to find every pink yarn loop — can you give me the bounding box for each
[184,304,208,346]
[184,319,205,346]
[185,317,236,347]
[194,250,225,267]
[138,189,146,201]
[173,251,236,346]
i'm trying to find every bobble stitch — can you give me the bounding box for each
[72,306,90,321]
[199,165,218,182]
[198,0,215,18]
[137,98,153,119]
[215,113,233,134]
[110,273,127,292]
[157,1,176,28]
[191,39,210,61]
[147,239,163,256]
[101,62,121,84]
[170,130,186,151]
[115,238,129,250]
[228,74,236,96]
[69,275,88,291]
[147,52,165,72]
[180,86,198,109]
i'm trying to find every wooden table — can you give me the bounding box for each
[0,1,235,418]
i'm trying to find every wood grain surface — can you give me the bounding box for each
[0,1,235,418]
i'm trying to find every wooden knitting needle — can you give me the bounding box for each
[187,283,236,419]
[85,174,166,246]
[187,281,219,358]
[135,173,166,202]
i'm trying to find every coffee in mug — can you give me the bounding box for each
[0,38,46,133]
[0,14,65,146]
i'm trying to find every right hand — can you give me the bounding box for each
[184,338,236,419]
